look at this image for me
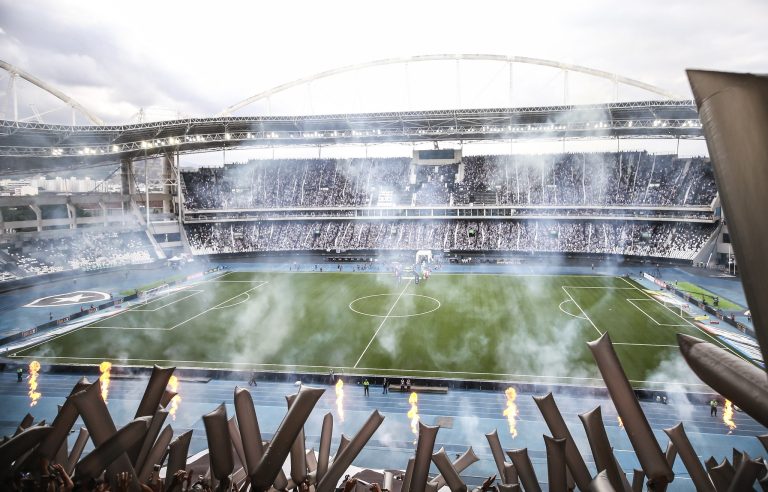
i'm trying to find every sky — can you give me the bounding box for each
[1,0,766,162]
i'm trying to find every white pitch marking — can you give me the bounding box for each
[617,276,745,358]
[558,300,587,320]
[353,279,412,368]
[131,290,204,312]
[561,286,603,336]
[87,281,267,331]
[212,292,251,309]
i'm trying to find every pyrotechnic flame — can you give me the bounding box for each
[168,375,181,420]
[335,379,344,422]
[617,416,624,428]
[407,392,419,437]
[99,361,112,403]
[502,387,519,438]
[723,399,736,432]
[28,361,41,407]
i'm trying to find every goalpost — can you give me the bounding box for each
[416,250,432,264]
[141,283,171,304]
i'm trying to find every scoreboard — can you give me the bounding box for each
[412,148,462,165]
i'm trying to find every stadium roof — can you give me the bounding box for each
[0,99,702,173]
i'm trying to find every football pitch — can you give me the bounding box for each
[11,271,724,389]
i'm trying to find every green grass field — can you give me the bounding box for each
[671,281,745,311]
[11,271,725,389]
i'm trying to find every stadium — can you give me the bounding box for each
[1,3,768,491]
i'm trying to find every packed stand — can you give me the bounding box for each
[457,153,717,207]
[0,231,155,282]
[182,158,411,210]
[182,152,717,210]
[185,220,716,260]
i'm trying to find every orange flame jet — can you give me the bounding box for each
[99,361,112,403]
[502,387,519,438]
[28,361,41,407]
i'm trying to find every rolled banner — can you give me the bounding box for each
[235,387,265,474]
[532,393,592,490]
[306,449,318,473]
[66,428,89,476]
[578,406,627,492]
[251,386,324,491]
[203,403,234,482]
[228,417,247,475]
[37,378,92,459]
[383,471,394,491]
[336,434,351,457]
[160,389,178,409]
[37,376,91,460]
[496,485,521,492]
[15,413,34,434]
[664,423,714,492]
[588,470,615,492]
[727,452,763,492]
[402,457,415,492]
[316,413,333,484]
[71,380,140,490]
[631,470,644,492]
[166,430,193,482]
[432,448,467,492]
[0,425,52,472]
[316,410,385,492]
[137,425,174,483]
[678,334,768,428]
[135,365,176,418]
[286,394,308,484]
[708,459,734,492]
[731,449,741,470]
[588,333,674,486]
[485,430,508,482]
[543,436,567,492]
[54,432,68,467]
[687,69,768,367]
[758,435,768,454]
[409,423,440,492]
[664,442,677,469]
[75,417,151,481]
[430,446,479,488]
[133,409,169,471]
[506,449,540,492]
[503,463,518,486]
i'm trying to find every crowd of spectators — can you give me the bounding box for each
[182,152,718,210]
[455,153,717,206]
[185,220,716,260]
[0,231,155,282]
[183,157,411,209]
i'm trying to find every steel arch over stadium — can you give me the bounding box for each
[219,54,683,116]
[0,59,105,125]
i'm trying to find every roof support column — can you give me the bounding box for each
[121,158,136,196]
[162,152,174,214]
[29,203,41,231]
[98,200,107,227]
[66,202,76,229]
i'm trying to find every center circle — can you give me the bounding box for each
[349,294,441,318]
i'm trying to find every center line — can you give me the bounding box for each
[354,279,412,368]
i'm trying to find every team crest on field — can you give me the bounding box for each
[24,291,110,308]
